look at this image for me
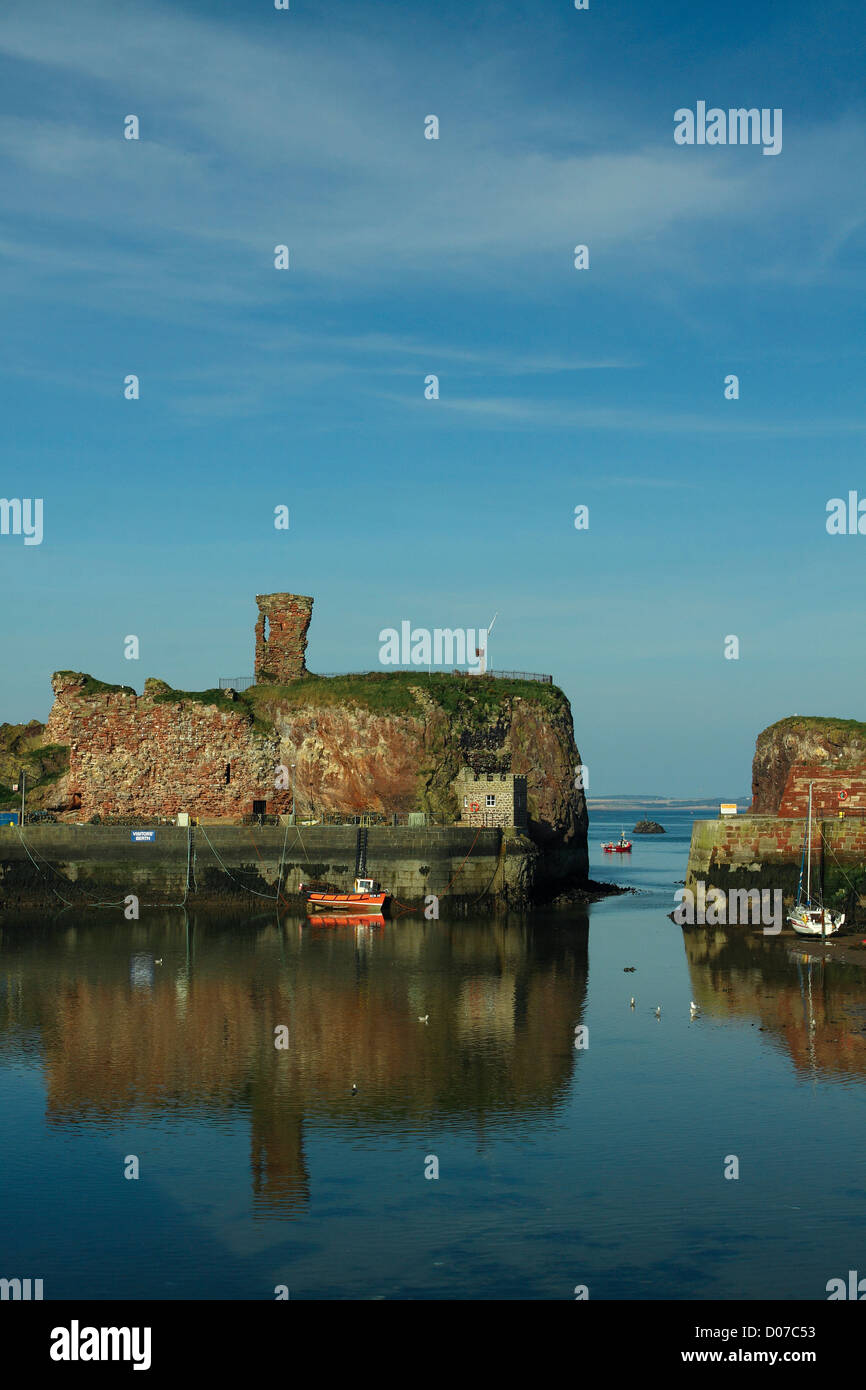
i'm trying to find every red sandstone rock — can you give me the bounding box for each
[5,597,589,887]
[37,671,586,862]
[751,717,866,815]
[254,593,313,684]
[44,674,287,819]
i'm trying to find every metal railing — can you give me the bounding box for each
[483,669,552,684]
[219,676,256,691]
[319,811,430,827]
[220,669,552,689]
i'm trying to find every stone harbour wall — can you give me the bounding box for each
[0,824,537,912]
[778,764,866,818]
[686,815,866,920]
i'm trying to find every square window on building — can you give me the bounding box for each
[486,794,496,807]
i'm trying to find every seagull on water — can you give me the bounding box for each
[654,1005,661,1018]
[690,1000,699,1017]
[351,1083,358,1094]
[418,1014,429,1024]
[154,958,163,966]
[629,997,635,1009]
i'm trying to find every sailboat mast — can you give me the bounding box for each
[806,782,813,905]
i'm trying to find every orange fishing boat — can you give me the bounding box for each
[305,913,386,928]
[299,876,389,915]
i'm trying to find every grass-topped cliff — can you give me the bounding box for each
[145,671,574,760]
[751,716,866,813]
[246,673,582,860]
[759,715,866,737]
[1,672,587,891]
[246,669,568,717]
[138,671,567,723]
[0,720,70,810]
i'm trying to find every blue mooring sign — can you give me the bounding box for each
[131,830,156,843]
[0,812,19,826]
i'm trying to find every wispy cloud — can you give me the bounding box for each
[1,0,862,325]
[375,392,866,437]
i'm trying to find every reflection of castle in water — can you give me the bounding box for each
[0,911,589,1216]
[682,927,866,1080]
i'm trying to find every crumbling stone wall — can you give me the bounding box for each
[254,593,313,684]
[45,673,287,819]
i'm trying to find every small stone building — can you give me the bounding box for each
[454,767,527,830]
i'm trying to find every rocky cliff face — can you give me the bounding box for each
[249,674,588,886]
[750,716,866,814]
[1,672,588,889]
[0,719,70,810]
[254,678,586,850]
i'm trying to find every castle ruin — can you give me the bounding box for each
[254,593,314,684]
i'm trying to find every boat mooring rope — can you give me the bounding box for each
[390,825,484,917]
[12,824,191,910]
[196,821,283,900]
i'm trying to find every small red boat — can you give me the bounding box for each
[603,831,632,853]
[299,876,389,915]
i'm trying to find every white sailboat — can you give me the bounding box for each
[788,782,845,938]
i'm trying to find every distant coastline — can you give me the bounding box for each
[587,796,748,812]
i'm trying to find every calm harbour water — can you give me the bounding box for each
[2,809,865,1301]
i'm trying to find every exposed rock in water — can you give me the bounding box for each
[633,820,665,834]
[549,879,635,907]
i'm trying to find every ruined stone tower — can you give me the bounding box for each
[254,593,314,684]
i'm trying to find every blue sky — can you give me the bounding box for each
[1,0,865,796]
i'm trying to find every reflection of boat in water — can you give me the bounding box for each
[603,830,632,853]
[304,913,386,928]
[0,910,591,1229]
[794,952,823,1078]
[300,876,389,915]
[788,783,844,937]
